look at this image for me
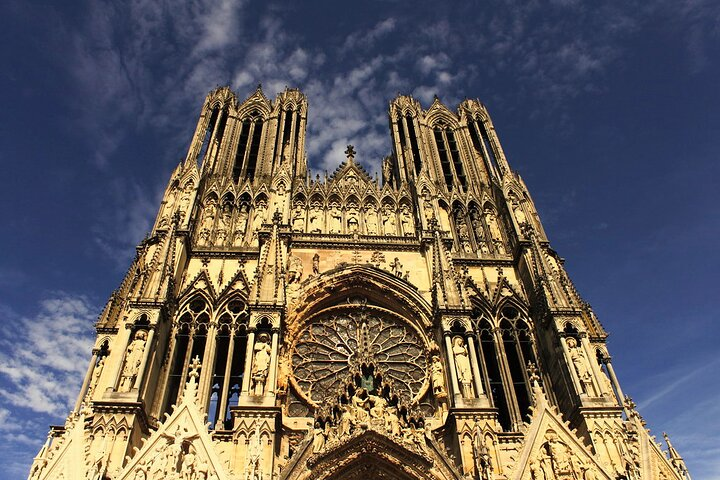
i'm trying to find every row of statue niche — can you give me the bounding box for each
[443,205,507,255]
[159,181,195,229]
[292,202,415,236]
[197,198,269,247]
[311,379,429,454]
[528,431,599,480]
[127,427,216,480]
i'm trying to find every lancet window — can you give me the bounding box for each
[473,306,538,432]
[197,106,220,166]
[161,296,249,428]
[433,126,467,190]
[232,110,265,183]
[470,118,501,180]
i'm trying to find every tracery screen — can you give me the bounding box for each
[291,309,427,405]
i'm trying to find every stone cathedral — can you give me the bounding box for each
[28,86,690,480]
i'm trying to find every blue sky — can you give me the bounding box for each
[0,0,718,478]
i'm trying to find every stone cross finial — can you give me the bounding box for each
[345,145,356,160]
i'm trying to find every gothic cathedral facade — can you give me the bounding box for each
[29,86,690,480]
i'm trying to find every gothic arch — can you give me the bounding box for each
[287,264,433,332]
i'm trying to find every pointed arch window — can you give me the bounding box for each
[207,298,248,429]
[434,126,467,190]
[231,110,264,183]
[162,297,210,416]
[473,307,538,432]
[197,106,220,166]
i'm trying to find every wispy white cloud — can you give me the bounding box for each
[0,295,96,416]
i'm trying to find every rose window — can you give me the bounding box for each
[291,308,427,406]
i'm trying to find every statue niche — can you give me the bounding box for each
[119,330,148,392]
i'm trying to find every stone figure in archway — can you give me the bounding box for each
[452,336,474,397]
[251,334,272,396]
[119,330,148,392]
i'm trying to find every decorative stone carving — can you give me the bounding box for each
[346,205,359,233]
[390,257,403,277]
[286,254,303,285]
[430,355,447,398]
[452,336,474,397]
[291,311,426,406]
[382,206,396,235]
[364,205,378,235]
[119,330,147,392]
[233,204,249,246]
[251,333,272,396]
[329,204,342,234]
[567,337,595,396]
[251,201,267,233]
[292,204,305,232]
[311,253,320,276]
[400,205,414,236]
[308,204,323,233]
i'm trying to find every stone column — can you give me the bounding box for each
[241,330,256,394]
[199,322,219,408]
[74,350,99,412]
[604,358,626,408]
[466,336,485,396]
[266,330,280,396]
[444,334,461,399]
[216,327,236,429]
[111,327,133,390]
[136,328,156,396]
[176,329,196,403]
[580,334,602,397]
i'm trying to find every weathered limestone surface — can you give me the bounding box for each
[28,86,689,480]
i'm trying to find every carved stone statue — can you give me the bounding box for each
[329,204,342,233]
[311,253,320,276]
[286,254,303,285]
[423,201,435,225]
[364,206,378,235]
[233,204,249,246]
[567,337,594,396]
[308,204,323,233]
[119,330,148,392]
[385,405,401,436]
[390,257,403,277]
[382,155,393,184]
[368,394,386,419]
[513,200,528,226]
[251,202,267,233]
[292,205,305,232]
[198,201,217,245]
[457,216,473,253]
[430,355,447,397]
[312,422,326,453]
[251,334,272,396]
[452,336,474,397]
[351,387,369,422]
[400,205,414,236]
[347,206,359,233]
[382,206,396,235]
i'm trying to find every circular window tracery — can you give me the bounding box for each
[290,306,427,406]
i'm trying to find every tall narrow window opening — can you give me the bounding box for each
[406,115,422,175]
[245,117,264,181]
[197,107,220,166]
[232,120,250,183]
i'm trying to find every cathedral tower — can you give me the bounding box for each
[28,86,689,480]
